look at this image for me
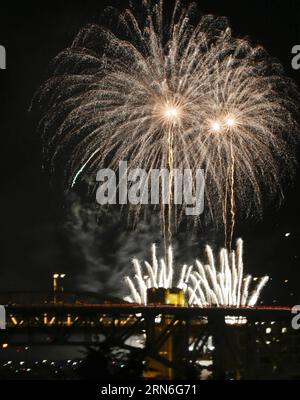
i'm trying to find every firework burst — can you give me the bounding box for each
[34,0,299,233]
[124,239,269,310]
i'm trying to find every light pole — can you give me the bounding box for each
[52,273,66,303]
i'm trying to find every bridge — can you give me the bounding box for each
[0,291,298,379]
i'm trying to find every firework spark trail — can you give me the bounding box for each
[223,167,230,247]
[35,0,299,232]
[248,276,270,306]
[229,140,236,250]
[167,125,174,248]
[124,239,269,310]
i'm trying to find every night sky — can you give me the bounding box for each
[0,0,300,304]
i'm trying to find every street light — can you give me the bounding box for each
[52,273,66,303]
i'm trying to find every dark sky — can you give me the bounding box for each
[0,0,300,304]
